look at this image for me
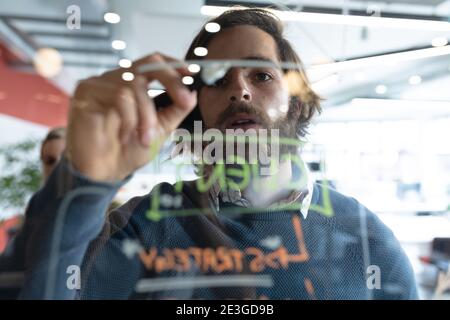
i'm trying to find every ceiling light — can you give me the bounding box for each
[112,40,126,50]
[201,5,450,32]
[188,64,201,73]
[205,22,221,33]
[122,72,134,81]
[33,47,63,78]
[194,47,208,57]
[309,45,450,74]
[375,84,387,95]
[104,12,121,24]
[408,75,422,85]
[119,58,132,68]
[352,98,450,109]
[182,76,194,85]
[431,37,448,47]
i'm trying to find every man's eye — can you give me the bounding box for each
[44,157,57,166]
[255,72,273,82]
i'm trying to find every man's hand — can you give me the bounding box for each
[66,53,197,182]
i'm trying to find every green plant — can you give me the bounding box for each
[0,139,41,209]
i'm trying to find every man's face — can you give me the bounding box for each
[198,25,291,133]
[41,138,66,181]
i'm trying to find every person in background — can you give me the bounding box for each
[0,128,66,272]
[40,127,66,182]
[1,126,120,280]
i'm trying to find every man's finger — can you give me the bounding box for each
[129,75,158,147]
[114,86,139,145]
[132,53,195,111]
[156,90,197,135]
[74,78,139,145]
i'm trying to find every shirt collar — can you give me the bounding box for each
[208,159,314,219]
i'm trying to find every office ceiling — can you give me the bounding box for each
[0,0,449,109]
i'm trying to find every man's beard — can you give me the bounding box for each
[212,101,301,160]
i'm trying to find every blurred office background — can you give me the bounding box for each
[0,0,449,299]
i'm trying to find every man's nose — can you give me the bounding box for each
[228,73,252,103]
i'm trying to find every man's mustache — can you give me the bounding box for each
[214,102,271,130]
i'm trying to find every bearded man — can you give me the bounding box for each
[17,8,417,300]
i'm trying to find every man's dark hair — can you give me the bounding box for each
[40,127,66,164]
[180,7,321,138]
[41,127,66,147]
